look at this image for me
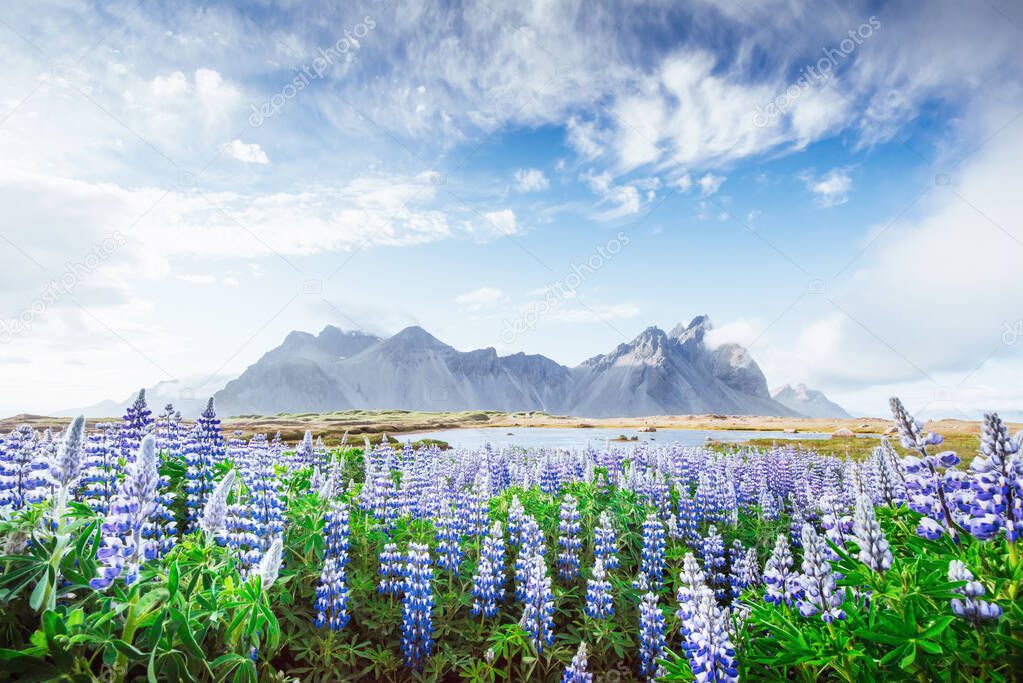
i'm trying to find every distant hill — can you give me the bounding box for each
[771,383,851,419]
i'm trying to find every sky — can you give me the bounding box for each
[1,0,1022,419]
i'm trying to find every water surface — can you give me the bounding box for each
[404,426,837,450]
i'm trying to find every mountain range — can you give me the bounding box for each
[206,315,850,419]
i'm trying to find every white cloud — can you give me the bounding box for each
[466,209,519,238]
[222,139,270,164]
[698,173,725,196]
[580,170,642,220]
[454,287,507,310]
[513,168,550,192]
[801,167,853,206]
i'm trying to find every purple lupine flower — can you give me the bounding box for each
[796,523,846,623]
[472,521,506,618]
[562,641,593,683]
[640,510,666,588]
[763,533,798,606]
[401,543,435,670]
[90,435,161,590]
[584,558,613,619]
[676,552,710,628]
[702,525,728,600]
[852,495,893,572]
[519,552,555,653]
[315,501,351,630]
[593,510,619,570]
[686,590,739,683]
[638,591,666,679]
[435,500,463,575]
[948,560,1001,623]
[890,397,964,541]
[871,442,907,506]
[967,412,1022,542]
[119,389,153,460]
[557,495,582,580]
[378,542,405,596]
[184,398,226,528]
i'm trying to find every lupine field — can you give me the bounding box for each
[0,393,1021,681]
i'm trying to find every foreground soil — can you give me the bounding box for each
[2,409,1012,449]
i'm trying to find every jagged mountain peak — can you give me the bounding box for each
[669,314,712,349]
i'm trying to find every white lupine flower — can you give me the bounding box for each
[200,470,236,538]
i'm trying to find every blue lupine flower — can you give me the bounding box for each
[184,398,226,528]
[80,423,120,514]
[507,495,525,548]
[401,543,434,670]
[519,553,555,653]
[728,539,757,603]
[435,500,463,575]
[702,525,728,600]
[686,590,739,683]
[852,494,893,572]
[948,560,1001,623]
[640,510,666,588]
[154,404,183,454]
[584,558,613,619]
[515,516,545,602]
[638,591,665,680]
[557,495,582,580]
[90,435,162,590]
[472,520,506,618]
[562,641,593,683]
[316,502,351,631]
[0,425,49,511]
[763,533,798,606]
[591,510,618,571]
[796,523,846,623]
[378,542,404,596]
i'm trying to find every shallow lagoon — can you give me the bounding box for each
[403,426,841,450]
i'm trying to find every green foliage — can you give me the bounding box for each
[0,448,1021,682]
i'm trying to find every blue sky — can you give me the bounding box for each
[1,0,1022,418]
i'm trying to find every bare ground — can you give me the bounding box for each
[2,409,1013,448]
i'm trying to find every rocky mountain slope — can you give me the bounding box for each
[211,316,819,418]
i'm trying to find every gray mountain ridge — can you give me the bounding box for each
[210,316,847,418]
